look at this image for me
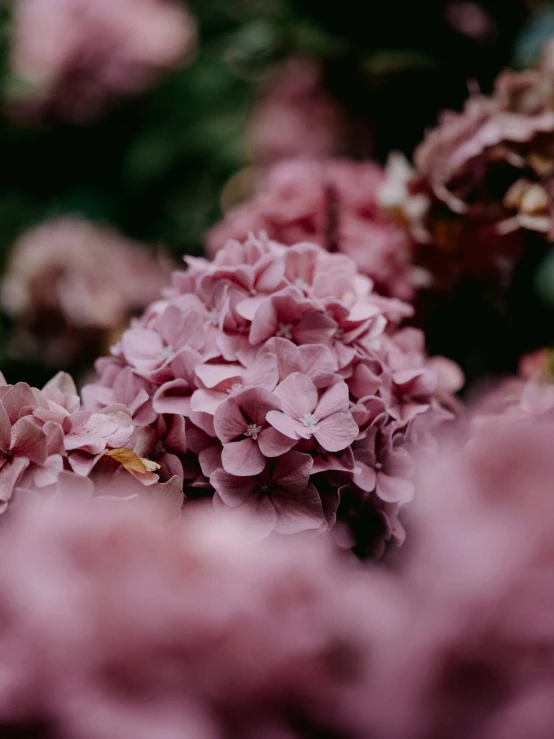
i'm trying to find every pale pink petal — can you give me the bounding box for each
[210,468,256,506]
[265,410,308,440]
[165,415,188,455]
[314,412,358,452]
[221,438,266,476]
[3,383,37,423]
[384,448,415,480]
[314,380,350,419]
[198,444,222,476]
[236,386,280,426]
[376,472,414,504]
[240,494,278,537]
[274,372,317,419]
[213,398,248,444]
[272,482,325,534]
[152,380,192,416]
[257,425,296,457]
[249,299,278,345]
[0,457,29,502]
[272,450,313,494]
[353,461,377,492]
[190,389,226,416]
[293,311,336,344]
[195,363,242,388]
[33,454,64,487]
[0,402,12,450]
[10,418,48,464]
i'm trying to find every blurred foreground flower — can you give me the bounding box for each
[207,160,416,301]
[1,217,171,367]
[0,496,385,739]
[84,234,460,555]
[367,416,554,739]
[9,0,197,122]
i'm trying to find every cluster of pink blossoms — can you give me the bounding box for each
[0,371,182,520]
[0,217,171,366]
[84,235,461,552]
[9,0,197,122]
[207,159,416,301]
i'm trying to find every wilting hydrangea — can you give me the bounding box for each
[84,235,461,554]
[9,0,197,121]
[0,371,181,519]
[206,159,416,300]
[0,217,171,366]
[390,41,554,290]
[0,496,394,739]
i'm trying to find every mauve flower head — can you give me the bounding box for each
[0,494,394,739]
[248,57,360,165]
[0,370,181,520]
[392,41,554,291]
[365,415,554,739]
[207,159,416,301]
[9,0,197,122]
[84,234,460,554]
[0,217,171,366]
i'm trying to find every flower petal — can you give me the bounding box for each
[272,481,325,534]
[314,380,350,420]
[210,467,256,506]
[213,397,248,444]
[152,380,192,416]
[10,418,48,465]
[221,438,265,476]
[274,372,317,419]
[314,412,358,452]
[258,425,296,457]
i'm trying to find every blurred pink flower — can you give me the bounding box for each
[10,0,197,121]
[0,495,386,738]
[207,159,415,300]
[248,57,365,164]
[1,217,171,366]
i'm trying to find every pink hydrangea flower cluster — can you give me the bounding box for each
[390,41,554,290]
[0,371,181,520]
[0,497,387,739]
[207,159,416,300]
[83,235,461,553]
[248,57,367,165]
[9,0,197,122]
[0,217,171,366]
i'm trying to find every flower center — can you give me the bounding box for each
[276,322,293,339]
[227,383,243,394]
[374,462,383,471]
[244,423,262,440]
[159,345,173,360]
[206,309,219,327]
[301,413,319,427]
[334,327,344,339]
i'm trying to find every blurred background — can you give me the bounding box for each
[0,0,552,388]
